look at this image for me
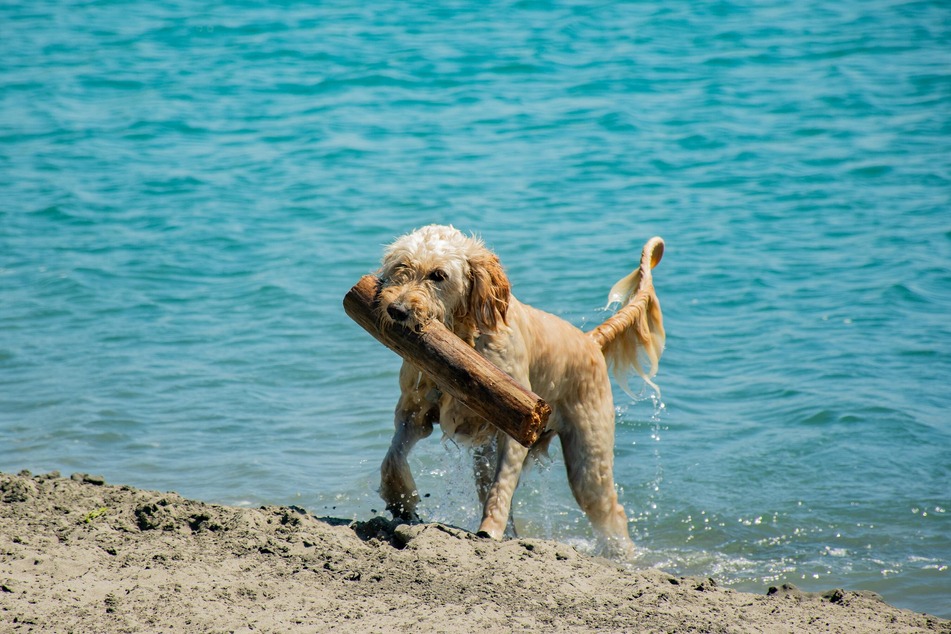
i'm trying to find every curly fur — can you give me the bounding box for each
[376,224,665,557]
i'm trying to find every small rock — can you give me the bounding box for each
[392,524,416,549]
[823,588,847,604]
[352,516,398,543]
[1,478,37,503]
[767,583,803,598]
[70,473,106,486]
[694,578,717,592]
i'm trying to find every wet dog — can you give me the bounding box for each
[375,224,664,556]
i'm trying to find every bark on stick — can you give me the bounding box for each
[343,275,551,447]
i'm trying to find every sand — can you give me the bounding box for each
[1,470,947,633]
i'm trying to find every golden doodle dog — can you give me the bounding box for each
[376,224,665,557]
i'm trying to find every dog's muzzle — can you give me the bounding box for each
[386,303,410,322]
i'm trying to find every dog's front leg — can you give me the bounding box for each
[476,433,529,540]
[380,364,437,522]
[380,413,430,522]
[473,436,520,537]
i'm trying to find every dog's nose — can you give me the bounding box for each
[387,304,409,322]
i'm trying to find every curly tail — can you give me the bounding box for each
[588,237,666,398]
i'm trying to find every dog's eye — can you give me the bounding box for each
[427,269,448,282]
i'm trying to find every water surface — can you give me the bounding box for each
[2,0,949,617]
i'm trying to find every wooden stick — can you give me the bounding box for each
[343,275,551,447]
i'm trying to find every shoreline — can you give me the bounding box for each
[1,470,947,633]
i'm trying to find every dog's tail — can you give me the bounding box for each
[588,236,666,398]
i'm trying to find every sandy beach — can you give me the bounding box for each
[0,470,947,633]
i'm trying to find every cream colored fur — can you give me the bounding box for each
[376,224,665,557]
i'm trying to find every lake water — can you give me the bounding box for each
[2,0,949,618]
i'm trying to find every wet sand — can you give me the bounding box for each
[1,471,947,633]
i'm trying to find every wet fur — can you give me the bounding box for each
[376,224,664,557]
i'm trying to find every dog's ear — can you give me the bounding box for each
[467,251,510,331]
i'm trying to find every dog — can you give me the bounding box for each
[375,224,665,557]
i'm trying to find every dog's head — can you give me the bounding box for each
[377,225,510,335]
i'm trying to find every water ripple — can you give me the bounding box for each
[1,0,949,618]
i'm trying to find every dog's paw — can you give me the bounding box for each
[386,504,421,524]
[402,512,422,524]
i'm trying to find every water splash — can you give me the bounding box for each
[415,439,482,530]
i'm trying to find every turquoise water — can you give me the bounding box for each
[2,0,949,618]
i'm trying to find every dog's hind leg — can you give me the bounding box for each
[558,409,635,558]
[476,433,529,540]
